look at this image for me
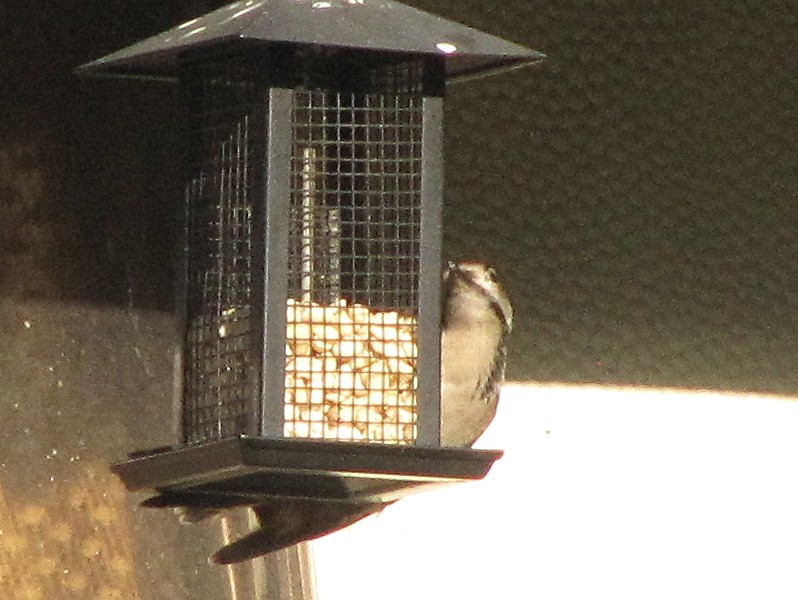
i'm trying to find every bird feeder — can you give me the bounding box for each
[78,0,543,508]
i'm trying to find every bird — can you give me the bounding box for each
[440,261,513,448]
[143,492,396,564]
[144,261,512,564]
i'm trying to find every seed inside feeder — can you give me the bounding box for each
[283,298,418,443]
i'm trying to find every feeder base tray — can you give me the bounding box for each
[112,436,503,504]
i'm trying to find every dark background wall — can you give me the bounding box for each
[432,0,798,393]
[4,1,796,394]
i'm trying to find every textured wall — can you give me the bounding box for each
[417,1,797,392]
[1,3,261,598]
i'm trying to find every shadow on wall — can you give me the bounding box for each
[1,82,181,312]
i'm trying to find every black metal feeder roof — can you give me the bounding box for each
[76,0,545,82]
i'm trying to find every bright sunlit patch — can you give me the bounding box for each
[313,382,798,600]
[182,26,208,39]
[435,41,458,54]
[177,18,200,30]
[228,4,260,20]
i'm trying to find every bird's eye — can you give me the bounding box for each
[485,267,497,282]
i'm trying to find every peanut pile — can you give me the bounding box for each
[283,298,418,443]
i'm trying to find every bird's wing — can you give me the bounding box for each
[143,492,393,563]
[477,329,509,405]
[141,491,252,523]
[213,498,393,564]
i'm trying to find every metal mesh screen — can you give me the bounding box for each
[283,60,424,443]
[181,56,263,445]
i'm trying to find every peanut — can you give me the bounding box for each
[283,299,419,444]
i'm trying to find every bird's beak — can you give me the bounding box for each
[443,262,459,284]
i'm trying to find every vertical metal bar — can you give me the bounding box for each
[177,166,193,445]
[215,136,230,440]
[261,544,318,600]
[260,87,293,438]
[300,146,317,303]
[246,83,266,439]
[179,70,204,445]
[415,95,443,447]
[327,205,342,302]
[177,72,193,443]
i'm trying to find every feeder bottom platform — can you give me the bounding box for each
[112,436,503,505]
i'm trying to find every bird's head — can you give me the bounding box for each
[443,262,513,332]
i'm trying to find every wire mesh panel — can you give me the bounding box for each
[179,49,432,446]
[181,53,265,445]
[284,59,425,444]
